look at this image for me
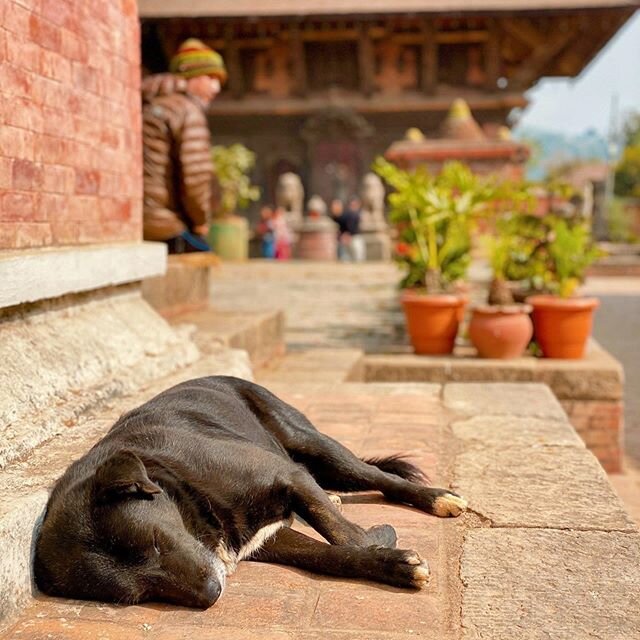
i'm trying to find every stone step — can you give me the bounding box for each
[0,347,253,633]
[256,348,364,384]
[172,308,286,368]
[0,287,199,471]
[142,253,221,318]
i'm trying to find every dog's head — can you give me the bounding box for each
[34,450,227,608]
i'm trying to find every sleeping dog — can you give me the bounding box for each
[35,376,467,607]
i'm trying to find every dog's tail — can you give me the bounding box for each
[362,454,429,485]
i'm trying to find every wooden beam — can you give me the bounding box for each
[501,18,544,51]
[357,24,375,98]
[223,24,244,99]
[484,18,500,92]
[291,23,308,97]
[420,20,437,96]
[510,20,579,89]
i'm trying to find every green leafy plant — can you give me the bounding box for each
[211,144,261,218]
[374,158,500,292]
[545,218,601,297]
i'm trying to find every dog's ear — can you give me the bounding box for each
[94,450,162,503]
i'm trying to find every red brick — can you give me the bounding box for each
[40,193,67,219]
[29,13,61,51]
[0,125,35,160]
[74,168,100,194]
[72,60,100,94]
[5,34,41,72]
[2,63,33,99]
[0,221,52,249]
[43,164,73,193]
[12,157,43,189]
[59,28,88,62]
[3,2,31,36]
[3,97,44,132]
[40,0,72,27]
[40,49,72,83]
[0,157,12,189]
[0,190,39,221]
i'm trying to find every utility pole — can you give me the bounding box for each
[600,93,620,240]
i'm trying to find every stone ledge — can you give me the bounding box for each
[444,383,567,420]
[0,242,167,309]
[363,341,624,401]
[0,288,199,470]
[461,529,640,640]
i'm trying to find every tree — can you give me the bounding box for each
[614,112,640,198]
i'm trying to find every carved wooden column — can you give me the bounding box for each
[223,23,244,99]
[358,23,375,98]
[484,18,501,91]
[420,19,437,95]
[291,23,308,97]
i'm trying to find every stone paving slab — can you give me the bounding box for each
[455,445,636,530]
[461,529,640,640]
[444,383,567,421]
[451,416,585,450]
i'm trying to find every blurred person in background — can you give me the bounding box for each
[141,39,226,253]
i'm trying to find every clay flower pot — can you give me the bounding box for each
[469,304,533,359]
[526,295,600,359]
[401,290,467,355]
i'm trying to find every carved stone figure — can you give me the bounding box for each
[275,172,304,229]
[373,41,418,95]
[307,195,327,217]
[252,42,294,98]
[360,172,387,231]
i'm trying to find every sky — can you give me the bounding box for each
[516,10,640,136]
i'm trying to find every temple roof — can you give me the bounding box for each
[138,0,638,18]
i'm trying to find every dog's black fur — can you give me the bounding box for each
[34,376,467,608]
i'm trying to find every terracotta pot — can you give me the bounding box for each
[469,304,533,359]
[401,290,467,355]
[526,295,600,359]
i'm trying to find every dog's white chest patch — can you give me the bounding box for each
[237,519,290,562]
[217,518,291,575]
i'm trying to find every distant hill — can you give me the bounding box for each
[512,126,609,181]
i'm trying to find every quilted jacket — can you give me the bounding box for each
[142,74,213,241]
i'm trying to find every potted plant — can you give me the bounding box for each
[527,217,601,359]
[209,144,261,260]
[470,227,534,359]
[374,159,495,355]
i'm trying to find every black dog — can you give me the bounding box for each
[35,376,467,608]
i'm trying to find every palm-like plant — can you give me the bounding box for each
[374,158,499,292]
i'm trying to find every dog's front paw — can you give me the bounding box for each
[370,548,430,589]
[432,491,467,517]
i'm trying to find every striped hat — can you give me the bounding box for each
[170,38,227,83]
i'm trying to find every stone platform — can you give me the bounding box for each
[4,382,638,639]
[362,341,624,472]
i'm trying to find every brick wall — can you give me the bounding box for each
[0,0,142,249]
[560,399,624,473]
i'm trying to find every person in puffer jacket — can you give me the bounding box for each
[142,39,227,253]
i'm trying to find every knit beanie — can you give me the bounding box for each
[170,38,227,83]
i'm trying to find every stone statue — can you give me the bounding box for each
[275,172,304,229]
[359,172,387,231]
[307,195,327,217]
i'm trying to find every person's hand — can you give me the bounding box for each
[193,224,209,236]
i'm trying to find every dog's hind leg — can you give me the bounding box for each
[250,527,430,590]
[233,379,466,518]
[288,469,397,548]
